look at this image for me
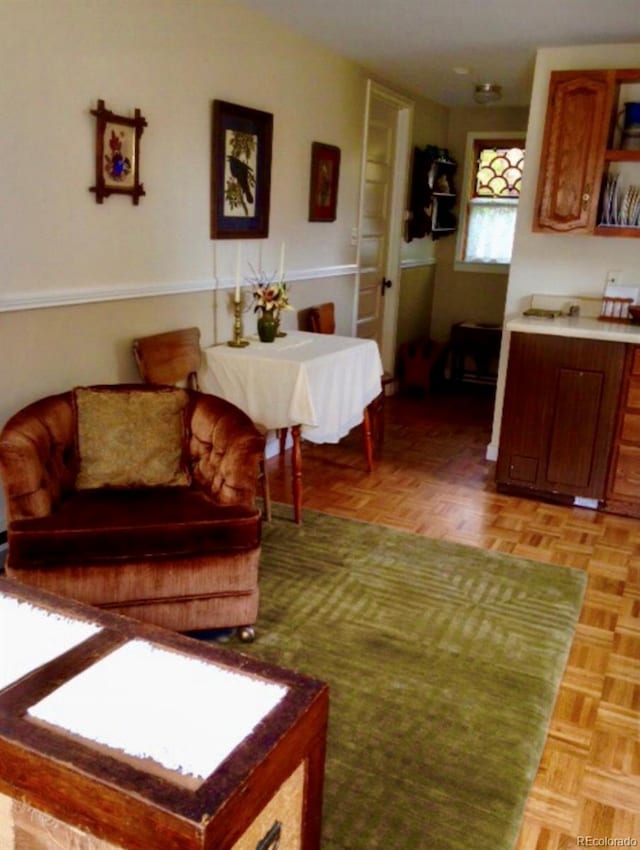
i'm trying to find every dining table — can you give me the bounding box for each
[199,330,384,523]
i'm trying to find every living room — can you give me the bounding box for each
[3,3,639,466]
[1,1,639,849]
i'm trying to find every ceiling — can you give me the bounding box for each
[239,0,640,107]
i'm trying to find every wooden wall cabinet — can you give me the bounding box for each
[534,68,640,237]
[606,345,640,516]
[496,333,625,501]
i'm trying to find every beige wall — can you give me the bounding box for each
[396,264,437,348]
[488,43,640,458]
[0,0,448,529]
[0,0,366,399]
[1,0,367,302]
[430,105,529,342]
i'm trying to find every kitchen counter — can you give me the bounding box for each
[507,315,640,343]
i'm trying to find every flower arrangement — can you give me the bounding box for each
[247,266,293,317]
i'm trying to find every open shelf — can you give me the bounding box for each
[605,149,640,163]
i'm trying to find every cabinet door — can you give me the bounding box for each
[534,70,614,233]
[497,333,625,500]
[606,345,640,515]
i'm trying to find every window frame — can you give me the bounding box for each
[454,131,526,274]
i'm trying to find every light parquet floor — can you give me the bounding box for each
[265,385,640,850]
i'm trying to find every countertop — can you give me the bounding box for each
[507,315,640,344]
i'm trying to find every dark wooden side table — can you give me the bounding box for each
[450,321,503,385]
[0,578,328,850]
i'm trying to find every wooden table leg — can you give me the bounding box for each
[363,406,374,473]
[291,424,303,524]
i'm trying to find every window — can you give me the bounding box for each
[456,133,525,271]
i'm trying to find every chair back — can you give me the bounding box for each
[133,327,202,389]
[308,302,336,334]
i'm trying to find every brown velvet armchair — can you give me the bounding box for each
[0,384,266,639]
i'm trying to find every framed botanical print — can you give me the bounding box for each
[89,99,147,204]
[308,142,340,222]
[210,100,273,239]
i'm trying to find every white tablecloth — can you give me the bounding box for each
[200,331,383,443]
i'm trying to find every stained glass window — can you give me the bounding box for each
[462,139,525,265]
[475,145,524,197]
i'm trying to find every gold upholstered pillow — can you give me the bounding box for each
[73,386,191,489]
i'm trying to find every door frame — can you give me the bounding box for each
[353,80,414,372]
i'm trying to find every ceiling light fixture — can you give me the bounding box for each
[474,83,502,105]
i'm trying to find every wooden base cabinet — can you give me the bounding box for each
[606,345,640,516]
[496,332,625,502]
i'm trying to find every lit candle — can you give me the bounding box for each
[234,242,241,303]
[278,241,285,282]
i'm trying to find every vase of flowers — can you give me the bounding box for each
[250,268,293,343]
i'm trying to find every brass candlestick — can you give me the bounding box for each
[227,298,249,347]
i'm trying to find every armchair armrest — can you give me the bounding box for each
[188,391,265,506]
[0,393,76,522]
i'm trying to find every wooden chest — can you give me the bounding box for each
[0,578,328,850]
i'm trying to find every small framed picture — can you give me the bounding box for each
[210,100,273,239]
[89,99,147,204]
[308,142,341,222]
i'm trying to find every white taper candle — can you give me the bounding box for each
[234,242,241,302]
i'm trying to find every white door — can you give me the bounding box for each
[354,82,413,372]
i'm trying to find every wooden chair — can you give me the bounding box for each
[133,326,202,388]
[133,327,272,521]
[308,302,336,335]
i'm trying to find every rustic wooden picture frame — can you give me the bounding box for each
[89,99,147,205]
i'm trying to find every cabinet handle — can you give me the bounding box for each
[582,184,591,209]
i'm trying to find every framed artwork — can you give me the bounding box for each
[89,99,147,204]
[210,100,273,239]
[308,142,341,222]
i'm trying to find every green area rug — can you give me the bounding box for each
[236,506,587,850]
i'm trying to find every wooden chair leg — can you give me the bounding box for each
[278,428,288,454]
[260,457,272,522]
[367,393,384,456]
[291,425,303,524]
[375,393,385,449]
[362,406,374,473]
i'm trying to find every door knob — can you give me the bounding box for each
[381,277,392,295]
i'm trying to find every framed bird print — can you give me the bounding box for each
[210,100,273,239]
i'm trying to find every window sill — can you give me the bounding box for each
[454,260,510,275]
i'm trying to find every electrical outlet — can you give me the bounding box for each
[605,269,622,287]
